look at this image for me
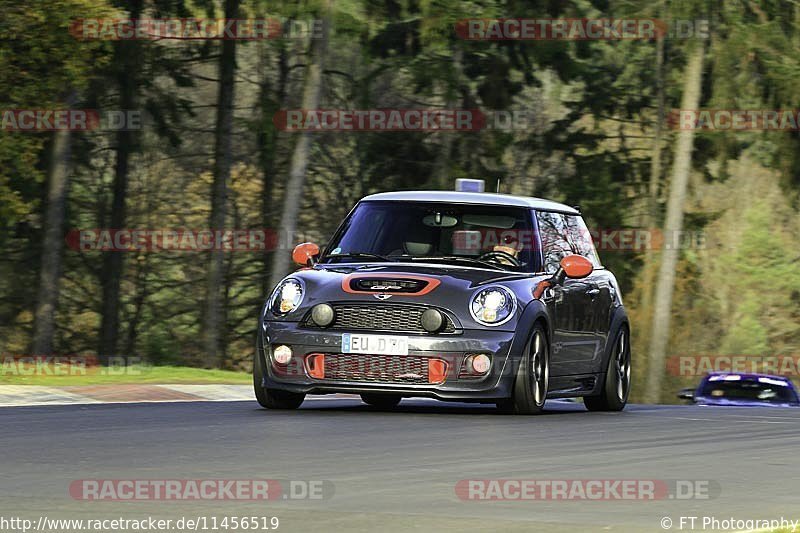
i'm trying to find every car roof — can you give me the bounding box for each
[705,372,793,383]
[360,191,580,214]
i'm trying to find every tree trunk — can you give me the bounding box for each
[99,0,143,361]
[123,255,149,356]
[259,41,289,296]
[202,0,240,367]
[644,43,705,403]
[636,29,666,329]
[648,32,666,212]
[268,3,331,291]
[433,45,465,190]
[31,91,76,355]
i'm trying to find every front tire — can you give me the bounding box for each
[497,324,549,415]
[361,393,402,409]
[253,344,305,409]
[584,326,630,412]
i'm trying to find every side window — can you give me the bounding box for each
[535,211,574,274]
[564,215,601,268]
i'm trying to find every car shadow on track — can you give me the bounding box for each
[254,398,592,416]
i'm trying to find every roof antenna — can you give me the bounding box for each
[496,179,501,193]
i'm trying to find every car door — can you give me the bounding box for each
[563,214,609,373]
[586,270,615,366]
[534,211,599,376]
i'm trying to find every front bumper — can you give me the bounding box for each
[258,321,519,401]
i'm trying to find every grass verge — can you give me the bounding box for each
[0,364,250,386]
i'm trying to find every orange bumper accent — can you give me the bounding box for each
[428,359,448,384]
[306,353,325,379]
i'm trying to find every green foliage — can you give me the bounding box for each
[0,0,113,228]
[719,200,800,354]
[720,295,770,354]
[1,0,799,380]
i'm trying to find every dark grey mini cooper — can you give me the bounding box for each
[255,190,630,414]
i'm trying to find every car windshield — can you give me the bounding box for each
[698,377,799,403]
[323,201,538,271]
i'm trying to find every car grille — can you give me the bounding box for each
[321,354,433,384]
[350,278,427,293]
[303,304,457,334]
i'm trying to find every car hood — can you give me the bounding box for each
[316,262,536,285]
[269,262,548,330]
[695,397,799,408]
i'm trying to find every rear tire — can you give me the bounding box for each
[584,326,630,412]
[361,393,402,409]
[496,324,549,415]
[253,343,305,409]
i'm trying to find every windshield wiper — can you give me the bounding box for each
[322,252,393,263]
[408,256,506,271]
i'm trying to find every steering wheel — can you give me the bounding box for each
[478,250,522,267]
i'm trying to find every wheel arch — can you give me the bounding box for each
[505,299,552,377]
[600,305,630,374]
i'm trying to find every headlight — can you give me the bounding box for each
[271,279,304,315]
[470,286,516,326]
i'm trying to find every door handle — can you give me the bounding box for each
[586,288,600,298]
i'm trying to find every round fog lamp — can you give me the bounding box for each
[311,303,335,327]
[421,309,445,333]
[470,354,491,374]
[273,345,293,365]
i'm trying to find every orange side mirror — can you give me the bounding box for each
[560,254,593,279]
[292,242,320,266]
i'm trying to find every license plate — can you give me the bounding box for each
[341,333,409,355]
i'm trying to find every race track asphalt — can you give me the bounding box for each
[1,399,799,532]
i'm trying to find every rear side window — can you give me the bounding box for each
[535,211,573,274]
[564,215,601,268]
[535,211,601,273]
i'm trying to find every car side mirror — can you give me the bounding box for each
[560,255,593,279]
[292,242,320,267]
[677,388,695,401]
[532,255,593,299]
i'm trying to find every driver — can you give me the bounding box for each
[491,232,523,265]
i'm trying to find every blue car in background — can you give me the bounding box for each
[679,372,800,407]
